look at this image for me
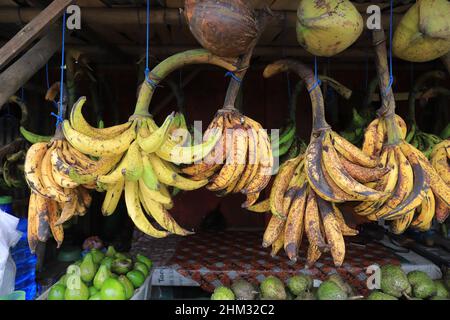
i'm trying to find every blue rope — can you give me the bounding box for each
[224,71,242,83]
[51,11,66,127]
[385,0,394,94]
[308,56,321,93]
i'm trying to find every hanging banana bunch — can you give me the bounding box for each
[181,14,274,208]
[62,49,239,238]
[430,140,450,223]
[357,29,450,235]
[24,86,94,252]
[246,59,384,267]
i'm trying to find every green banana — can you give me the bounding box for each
[20,127,52,144]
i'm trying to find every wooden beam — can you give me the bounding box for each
[0,24,62,109]
[0,0,73,71]
[0,7,403,30]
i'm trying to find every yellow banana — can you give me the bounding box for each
[331,204,359,236]
[262,215,285,248]
[304,189,328,251]
[317,197,345,267]
[47,199,64,248]
[137,115,174,153]
[101,178,125,216]
[63,119,137,157]
[24,142,49,197]
[139,186,192,236]
[55,193,78,225]
[271,229,285,258]
[331,131,378,168]
[411,188,435,231]
[124,180,169,238]
[247,198,270,213]
[148,153,207,190]
[138,179,172,206]
[284,184,307,262]
[390,210,415,235]
[70,96,132,138]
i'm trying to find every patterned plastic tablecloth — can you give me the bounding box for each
[132,230,403,295]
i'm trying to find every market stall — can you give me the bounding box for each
[0,0,449,302]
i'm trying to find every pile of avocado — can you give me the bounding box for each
[367,265,449,300]
[47,246,153,300]
[210,273,358,300]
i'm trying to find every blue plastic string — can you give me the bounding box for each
[51,11,66,127]
[224,71,242,84]
[385,0,394,94]
[308,56,321,93]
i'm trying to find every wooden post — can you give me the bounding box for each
[0,24,62,109]
[0,0,73,71]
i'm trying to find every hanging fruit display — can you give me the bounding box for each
[24,87,93,252]
[62,49,238,239]
[184,0,259,58]
[393,0,450,62]
[430,140,450,223]
[356,29,450,234]
[296,0,363,57]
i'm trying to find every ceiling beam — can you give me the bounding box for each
[0,7,404,30]
[0,0,73,71]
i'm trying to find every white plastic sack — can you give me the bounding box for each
[0,209,22,296]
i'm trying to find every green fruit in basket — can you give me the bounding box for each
[105,246,117,258]
[434,280,449,298]
[317,281,348,300]
[407,271,436,299]
[89,286,98,297]
[366,291,398,300]
[94,265,111,290]
[287,275,313,296]
[380,265,411,298]
[136,254,153,270]
[100,278,126,300]
[80,253,96,283]
[90,249,105,264]
[56,274,68,287]
[260,276,287,300]
[126,270,145,288]
[89,293,102,300]
[112,259,132,275]
[295,291,316,300]
[118,275,135,299]
[101,256,114,270]
[231,280,258,300]
[211,286,235,300]
[48,284,66,300]
[134,262,149,278]
[64,276,89,300]
[114,252,129,260]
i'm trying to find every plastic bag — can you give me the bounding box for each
[0,209,22,296]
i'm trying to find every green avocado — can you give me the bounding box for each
[111,258,132,275]
[64,276,89,300]
[260,276,287,300]
[56,274,68,287]
[407,271,436,299]
[48,284,66,300]
[126,270,145,288]
[136,254,153,270]
[93,265,111,290]
[89,286,98,297]
[105,246,117,258]
[211,286,235,300]
[287,275,313,296]
[134,261,149,278]
[100,256,114,270]
[231,280,258,300]
[118,275,135,299]
[380,265,411,298]
[328,274,356,296]
[90,249,105,264]
[100,278,126,300]
[89,293,102,300]
[317,281,348,300]
[80,253,96,283]
[434,280,449,298]
[367,291,398,300]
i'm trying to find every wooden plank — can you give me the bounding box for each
[0,0,74,71]
[0,24,62,109]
